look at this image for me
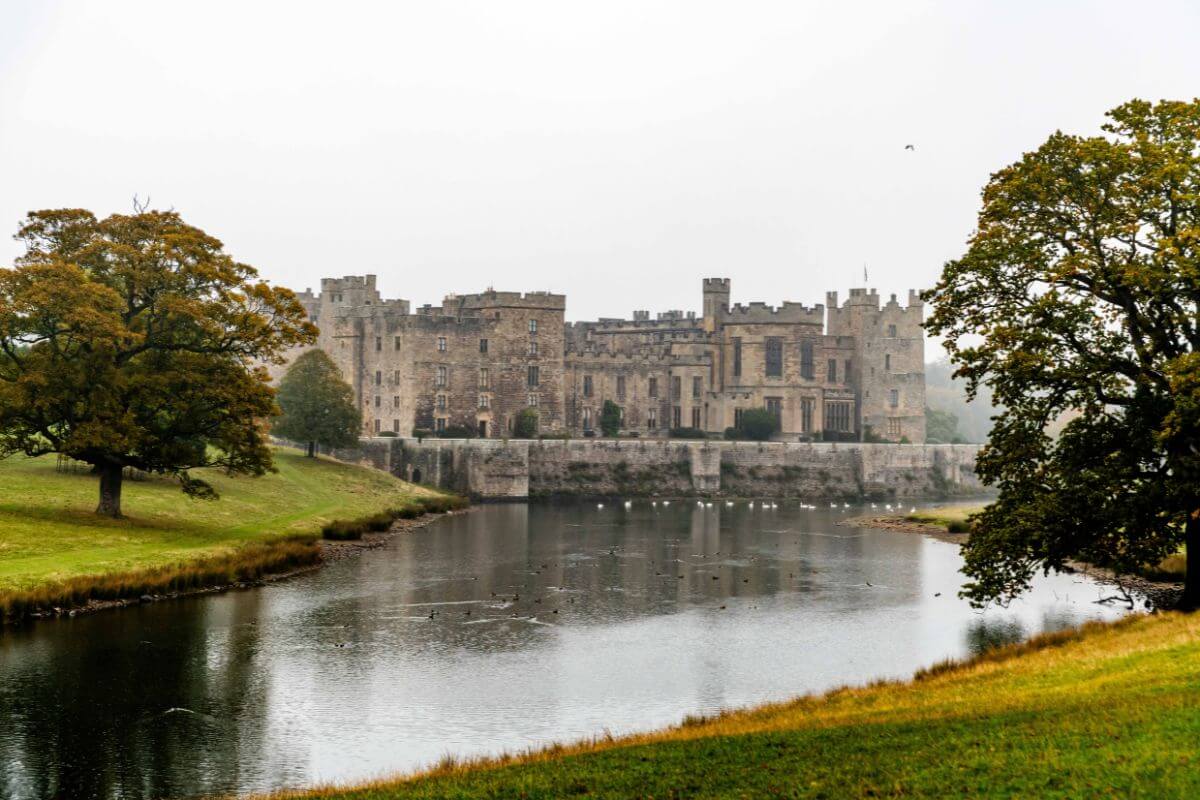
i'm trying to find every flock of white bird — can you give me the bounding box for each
[596,500,918,513]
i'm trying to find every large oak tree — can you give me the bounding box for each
[927,99,1200,609]
[0,209,317,517]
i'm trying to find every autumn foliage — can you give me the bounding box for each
[0,208,316,517]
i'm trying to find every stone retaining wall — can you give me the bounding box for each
[330,438,982,500]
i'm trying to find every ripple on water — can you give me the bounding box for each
[0,501,1131,800]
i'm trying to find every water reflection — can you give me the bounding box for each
[0,501,1130,799]
[964,616,1027,654]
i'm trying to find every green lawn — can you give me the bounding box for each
[280,612,1200,799]
[0,448,438,592]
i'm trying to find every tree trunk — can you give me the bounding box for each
[307,441,315,458]
[96,464,124,518]
[1183,513,1200,611]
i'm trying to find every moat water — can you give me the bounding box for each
[0,501,1130,799]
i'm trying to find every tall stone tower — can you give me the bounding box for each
[827,288,926,442]
[702,278,731,333]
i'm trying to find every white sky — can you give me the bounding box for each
[3,0,1199,332]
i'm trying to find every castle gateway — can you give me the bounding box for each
[288,277,925,443]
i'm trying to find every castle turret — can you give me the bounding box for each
[825,287,926,443]
[702,278,731,332]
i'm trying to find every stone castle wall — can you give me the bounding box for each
[294,275,927,444]
[330,438,981,500]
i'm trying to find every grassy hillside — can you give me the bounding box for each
[0,448,440,593]
[278,612,1199,799]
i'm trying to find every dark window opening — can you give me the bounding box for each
[765,337,783,377]
[765,397,782,424]
[800,340,814,379]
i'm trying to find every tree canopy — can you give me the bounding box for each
[514,408,539,438]
[273,350,361,456]
[737,408,779,441]
[600,400,622,437]
[924,407,965,444]
[0,208,316,517]
[926,99,1200,608]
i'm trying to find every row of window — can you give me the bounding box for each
[731,338,857,382]
[581,405,699,430]
[413,365,541,389]
[368,418,402,433]
[373,327,540,355]
[375,357,887,397]
[581,375,702,399]
[374,365,553,391]
[374,388,896,418]
[386,392,539,411]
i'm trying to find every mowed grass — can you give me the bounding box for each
[272,612,1200,800]
[0,447,440,593]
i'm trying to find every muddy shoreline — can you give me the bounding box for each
[840,513,1184,610]
[19,509,467,624]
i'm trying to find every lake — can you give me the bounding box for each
[0,501,1130,799]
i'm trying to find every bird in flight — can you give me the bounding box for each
[904,144,915,151]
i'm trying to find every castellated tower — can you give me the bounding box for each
[702,278,731,332]
[826,288,925,442]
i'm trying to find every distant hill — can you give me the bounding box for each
[925,358,997,444]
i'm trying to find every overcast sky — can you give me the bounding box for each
[3,1,1199,334]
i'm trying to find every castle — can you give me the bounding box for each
[289,276,926,443]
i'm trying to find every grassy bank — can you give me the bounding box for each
[0,448,455,619]
[903,503,982,533]
[902,504,1187,581]
[270,612,1199,799]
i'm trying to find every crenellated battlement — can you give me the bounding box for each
[321,274,377,292]
[565,317,704,333]
[455,289,566,311]
[722,301,824,325]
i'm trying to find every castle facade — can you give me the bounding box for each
[290,276,926,443]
